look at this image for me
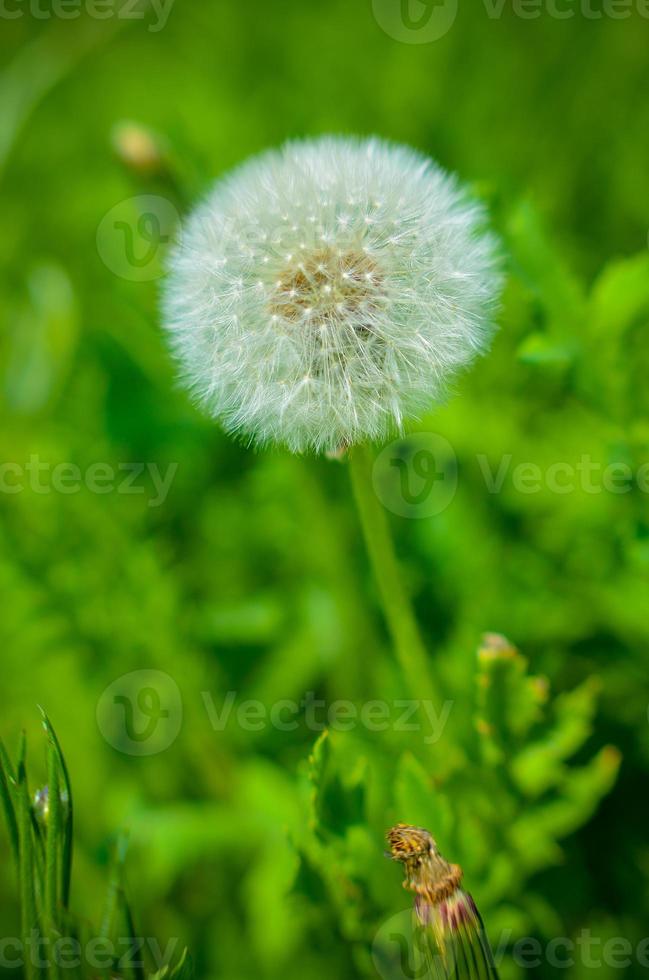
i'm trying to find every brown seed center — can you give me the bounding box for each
[269,247,383,325]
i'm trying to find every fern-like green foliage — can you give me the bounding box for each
[292,635,619,980]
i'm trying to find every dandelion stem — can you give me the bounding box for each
[348,445,438,707]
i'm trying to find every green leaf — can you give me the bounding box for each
[4,264,79,415]
[510,747,621,874]
[511,677,601,796]
[307,730,331,834]
[44,744,65,931]
[17,745,41,980]
[581,253,649,419]
[516,332,577,369]
[100,832,130,941]
[0,736,19,862]
[167,949,194,980]
[506,201,586,333]
[40,710,73,910]
[475,635,545,760]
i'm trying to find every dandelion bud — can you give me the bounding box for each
[478,632,518,662]
[112,121,166,176]
[162,137,502,454]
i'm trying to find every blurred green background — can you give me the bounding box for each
[1,0,649,977]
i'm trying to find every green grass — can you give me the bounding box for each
[0,717,192,980]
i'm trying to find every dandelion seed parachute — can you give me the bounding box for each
[163,137,502,454]
[387,824,499,980]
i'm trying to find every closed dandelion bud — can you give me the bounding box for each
[478,633,518,662]
[388,823,499,979]
[162,137,502,454]
[112,121,166,175]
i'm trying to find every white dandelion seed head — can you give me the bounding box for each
[162,136,502,453]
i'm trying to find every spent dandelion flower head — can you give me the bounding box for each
[387,824,499,978]
[162,136,502,453]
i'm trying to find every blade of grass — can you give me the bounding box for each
[100,833,145,980]
[16,730,27,779]
[118,891,146,980]
[0,736,19,862]
[45,744,62,920]
[17,743,41,980]
[0,736,17,781]
[99,832,130,941]
[45,744,63,980]
[169,950,193,980]
[40,710,73,909]
[30,807,46,916]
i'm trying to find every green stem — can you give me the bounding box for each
[348,444,438,707]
